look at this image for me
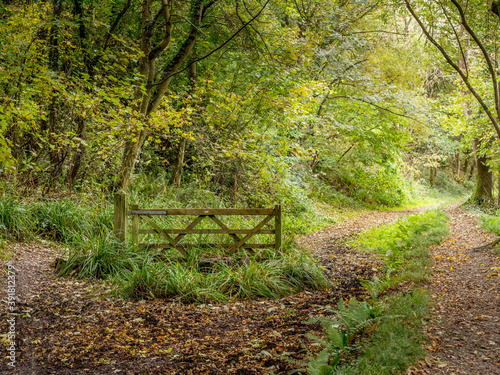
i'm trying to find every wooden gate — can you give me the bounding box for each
[113,192,282,256]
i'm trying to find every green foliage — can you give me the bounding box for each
[0,195,113,244]
[478,214,500,255]
[33,200,112,243]
[33,200,91,243]
[291,298,380,375]
[113,246,331,302]
[354,209,449,291]
[57,236,140,279]
[0,0,470,214]
[109,251,330,303]
[0,195,34,240]
[331,162,408,207]
[115,259,230,303]
[479,214,500,236]
[356,209,449,256]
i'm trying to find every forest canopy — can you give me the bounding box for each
[0,0,497,207]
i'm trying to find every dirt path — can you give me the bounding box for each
[0,206,454,375]
[417,205,500,375]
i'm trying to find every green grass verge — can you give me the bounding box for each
[302,209,449,375]
[478,214,500,255]
[353,209,448,295]
[341,290,431,375]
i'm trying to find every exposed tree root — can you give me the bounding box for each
[471,237,500,251]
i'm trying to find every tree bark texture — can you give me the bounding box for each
[471,153,493,203]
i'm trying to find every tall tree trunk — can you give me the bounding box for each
[117,0,203,191]
[66,116,86,190]
[170,58,196,186]
[471,140,493,203]
[44,0,63,192]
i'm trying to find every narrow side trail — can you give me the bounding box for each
[418,205,500,374]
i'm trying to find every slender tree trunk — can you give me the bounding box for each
[170,138,186,186]
[66,116,86,190]
[463,156,469,175]
[170,58,196,186]
[498,172,500,206]
[44,0,64,192]
[430,167,436,187]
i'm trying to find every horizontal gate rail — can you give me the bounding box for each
[138,243,276,250]
[128,208,275,215]
[138,229,276,235]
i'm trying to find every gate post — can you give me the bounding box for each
[114,190,128,243]
[275,204,282,251]
[131,204,139,246]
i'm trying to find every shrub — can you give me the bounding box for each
[33,200,93,243]
[57,236,141,279]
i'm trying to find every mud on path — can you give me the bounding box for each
[416,205,500,375]
[0,207,432,374]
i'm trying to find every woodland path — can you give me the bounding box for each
[415,205,500,375]
[0,204,497,374]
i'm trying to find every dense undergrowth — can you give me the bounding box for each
[299,209,450,374]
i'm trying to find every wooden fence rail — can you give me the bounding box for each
[114,192,282,257]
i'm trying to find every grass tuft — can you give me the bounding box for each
[111,251,330,303]
[57,236,141,279]
[0,196,34,240]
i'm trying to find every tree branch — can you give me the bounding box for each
[472,237,500,251]
[439,2,468,78]
[405,0,500,139]
[449,0,500,125]
[317,59,368,116]
[148,0,271,89]
[103,0,132,50]
[328,95,423,123]
[148,0,172,61]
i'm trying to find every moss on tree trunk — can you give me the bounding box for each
[471,154,493,204]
